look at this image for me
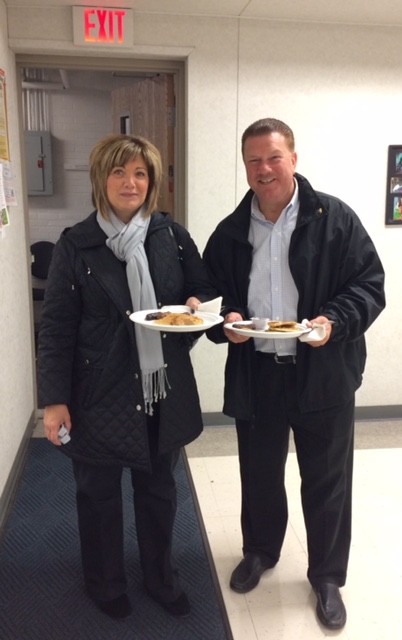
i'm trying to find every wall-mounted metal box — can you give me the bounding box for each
[24,130,53,196]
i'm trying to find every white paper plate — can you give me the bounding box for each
[130,309,223,332]
[224,321,311,340]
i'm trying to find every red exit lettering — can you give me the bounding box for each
[84,9,125,44]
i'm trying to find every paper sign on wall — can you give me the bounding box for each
[0,165,10,234]
[0,69,10,163]
[2,162,17,206]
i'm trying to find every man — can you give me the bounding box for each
[203,118,385,630]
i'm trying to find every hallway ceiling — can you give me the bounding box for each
[4,0,402,28]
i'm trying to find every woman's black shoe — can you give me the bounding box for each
[155,592,191,618]
[94,594,132,619]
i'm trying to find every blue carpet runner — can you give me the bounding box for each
[0,439,233,640]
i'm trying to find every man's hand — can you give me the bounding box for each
[223,312,250,343]
[305,315,333,347]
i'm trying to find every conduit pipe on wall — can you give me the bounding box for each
[22,81,64,90]
[59,69,70,89]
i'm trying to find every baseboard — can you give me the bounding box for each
[202,413,235,426]
[202,406,402,426]
[355,405,402,421]
[0,411,35,539]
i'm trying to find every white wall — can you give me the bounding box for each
[5,8,402,424]
[234,20,402,409]
[0,0,36,500]
[28,88,112,244]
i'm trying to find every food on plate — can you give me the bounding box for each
[267,321,299,332]
[230,320,300,333]
[153,312,204,326]
[232,322,258,330]
[145,311,170,321]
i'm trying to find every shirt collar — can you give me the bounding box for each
[251,178,299,222]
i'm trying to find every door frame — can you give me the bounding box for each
[15,54,186,225]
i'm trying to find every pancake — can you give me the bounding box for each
[267,321,299,333]
[153,312,204,326]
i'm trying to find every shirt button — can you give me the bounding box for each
[136,405,142,411]
[134,373,139,379]
[162,334,167,338]
[126,310,131,315]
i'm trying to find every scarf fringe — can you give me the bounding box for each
[142,367,170,415]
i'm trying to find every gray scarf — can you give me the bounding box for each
[97,207,168,414]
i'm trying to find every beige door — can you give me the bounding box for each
[112,74,175,217]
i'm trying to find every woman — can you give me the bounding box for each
[37,134,216,620]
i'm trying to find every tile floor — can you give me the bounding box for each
[185,423,402,640]
[33,419,402,639]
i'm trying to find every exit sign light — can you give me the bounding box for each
[73,6,133,47]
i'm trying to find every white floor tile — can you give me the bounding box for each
[225,608,259,640]
[250,601,348,640]
[188,448,402,640]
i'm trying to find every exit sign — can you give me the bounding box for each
[73,6,133,47]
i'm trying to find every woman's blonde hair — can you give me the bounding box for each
[89,134,163,219]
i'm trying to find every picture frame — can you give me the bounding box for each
[385,145,402,225]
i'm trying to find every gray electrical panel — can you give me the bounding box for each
[24,130,53,196]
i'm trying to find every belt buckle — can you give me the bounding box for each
[274,354,296,364]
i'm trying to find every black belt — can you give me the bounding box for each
[256,352,296,364]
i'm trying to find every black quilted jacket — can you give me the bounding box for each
[37,210,216,471]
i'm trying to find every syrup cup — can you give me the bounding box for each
[251,317,269,330]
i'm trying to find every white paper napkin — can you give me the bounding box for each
[298,319,327,342]
[197,296,223,315]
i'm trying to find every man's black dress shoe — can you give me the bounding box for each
[314,583,347,629]
[230,552,275,593]
[93,594,132,619]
